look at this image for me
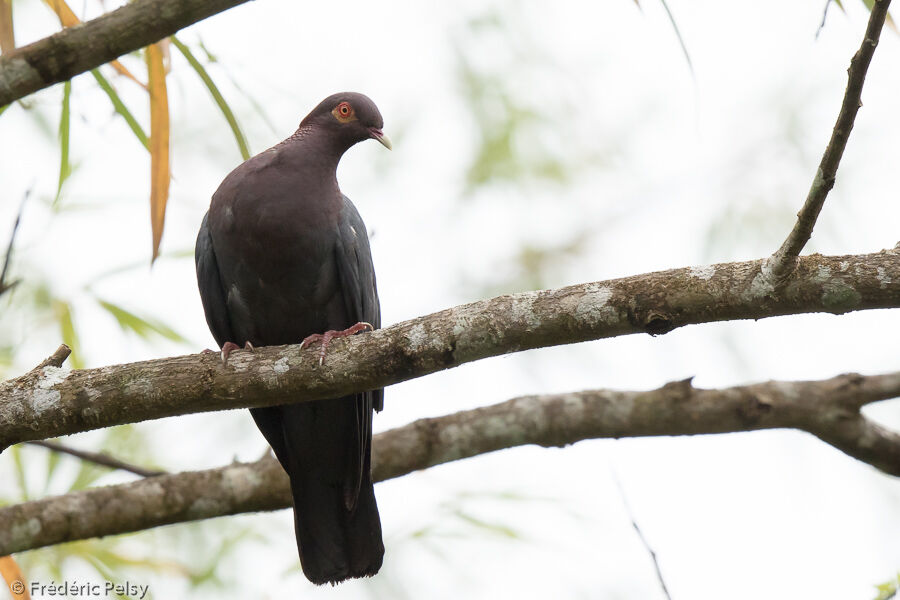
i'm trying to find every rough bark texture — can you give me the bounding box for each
[0,0,251,106]
[1,372,897,556]
[0,250,897,451]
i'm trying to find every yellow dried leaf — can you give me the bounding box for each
[146,42,170,263]
[42,0,146,89]
[0,555,30,600]
[0,0,14,54]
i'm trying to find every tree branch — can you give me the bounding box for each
[768,0,892,280]
[1,250,898,451]
[1,371,897,556]
[24,440,165,478]
[32,344,70,370]
[0,0,252,107]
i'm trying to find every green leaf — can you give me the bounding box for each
[44,439,63,494]
[452,509,522,539]
[9,444,28,500]
[90,68,149,151]
[859,0,898,32]
[873,572,900,600]
[68,455,106,491]
[53,298,83,369]
[55,79,72,207]
[97,299,187,343]
[170,35,251,160]
[0,103,9,117]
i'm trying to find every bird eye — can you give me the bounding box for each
[332,101,357,122]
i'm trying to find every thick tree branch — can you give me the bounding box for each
[1,371,897,556]
[768,0,891,280]
[0,0,252,107]
[1,250,898,451]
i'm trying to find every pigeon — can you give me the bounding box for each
[195,92,390,585]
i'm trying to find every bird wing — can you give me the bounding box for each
[334,194,383,509]
[197,209,292,468]
[335,194,383,411]
[195,211,234,348]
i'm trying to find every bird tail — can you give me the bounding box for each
[281,396,384,585]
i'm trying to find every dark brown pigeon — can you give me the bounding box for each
[195,92,390,585]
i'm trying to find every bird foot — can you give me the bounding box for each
[299,322,373,366]
[218,341,254,365]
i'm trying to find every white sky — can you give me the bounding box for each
[1,0,899,599]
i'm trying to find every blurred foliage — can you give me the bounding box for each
[701,77,845,262]
[633,0,693,75]
[828,0,898,32]
[2,428,258,597]
[875,573,900,600]
[0,0,254,262]
[452,6,610,194]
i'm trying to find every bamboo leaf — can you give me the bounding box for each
[658,0,694,76]
[52,299,83,369]
[43,441,63,495]
[9,445,28,501]
[170,35,250,160]
[42,0,145,88]
[55,80,72,207]
[90,69,149,150]
[0,0,14,54]
[0,555,29,599]
[97,299,187,343]
[146,43,170,263]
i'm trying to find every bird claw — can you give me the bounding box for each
[299,322,374,366]
[219,341,254,365]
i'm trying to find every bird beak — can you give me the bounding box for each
[368,128,392,151]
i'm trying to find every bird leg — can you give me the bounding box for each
[299,322,373,366]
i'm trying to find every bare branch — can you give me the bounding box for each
[0,0,252,107]
[1,250,897,451]
[0,371,897,556]
[611,467,672,600]
[0,188,28,298]
[24,440,165,478]
[768,0,892,280]
[33,344,70,370]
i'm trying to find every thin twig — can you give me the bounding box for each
[0,188,29,298]
[610,465,673,600]
[24,440,165,478]
[768,0,892,281]
[816,0,834,40]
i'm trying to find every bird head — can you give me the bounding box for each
[300,92,392,151]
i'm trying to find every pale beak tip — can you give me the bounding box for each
[369,128,393,151]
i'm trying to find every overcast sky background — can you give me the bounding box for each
[1,0,899,598]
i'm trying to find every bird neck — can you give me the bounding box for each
[279,125,356,169]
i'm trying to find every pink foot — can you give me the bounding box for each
[299,322,373,365]
[217,341,254,365]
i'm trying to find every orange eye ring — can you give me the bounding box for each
[332,101,357,122]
